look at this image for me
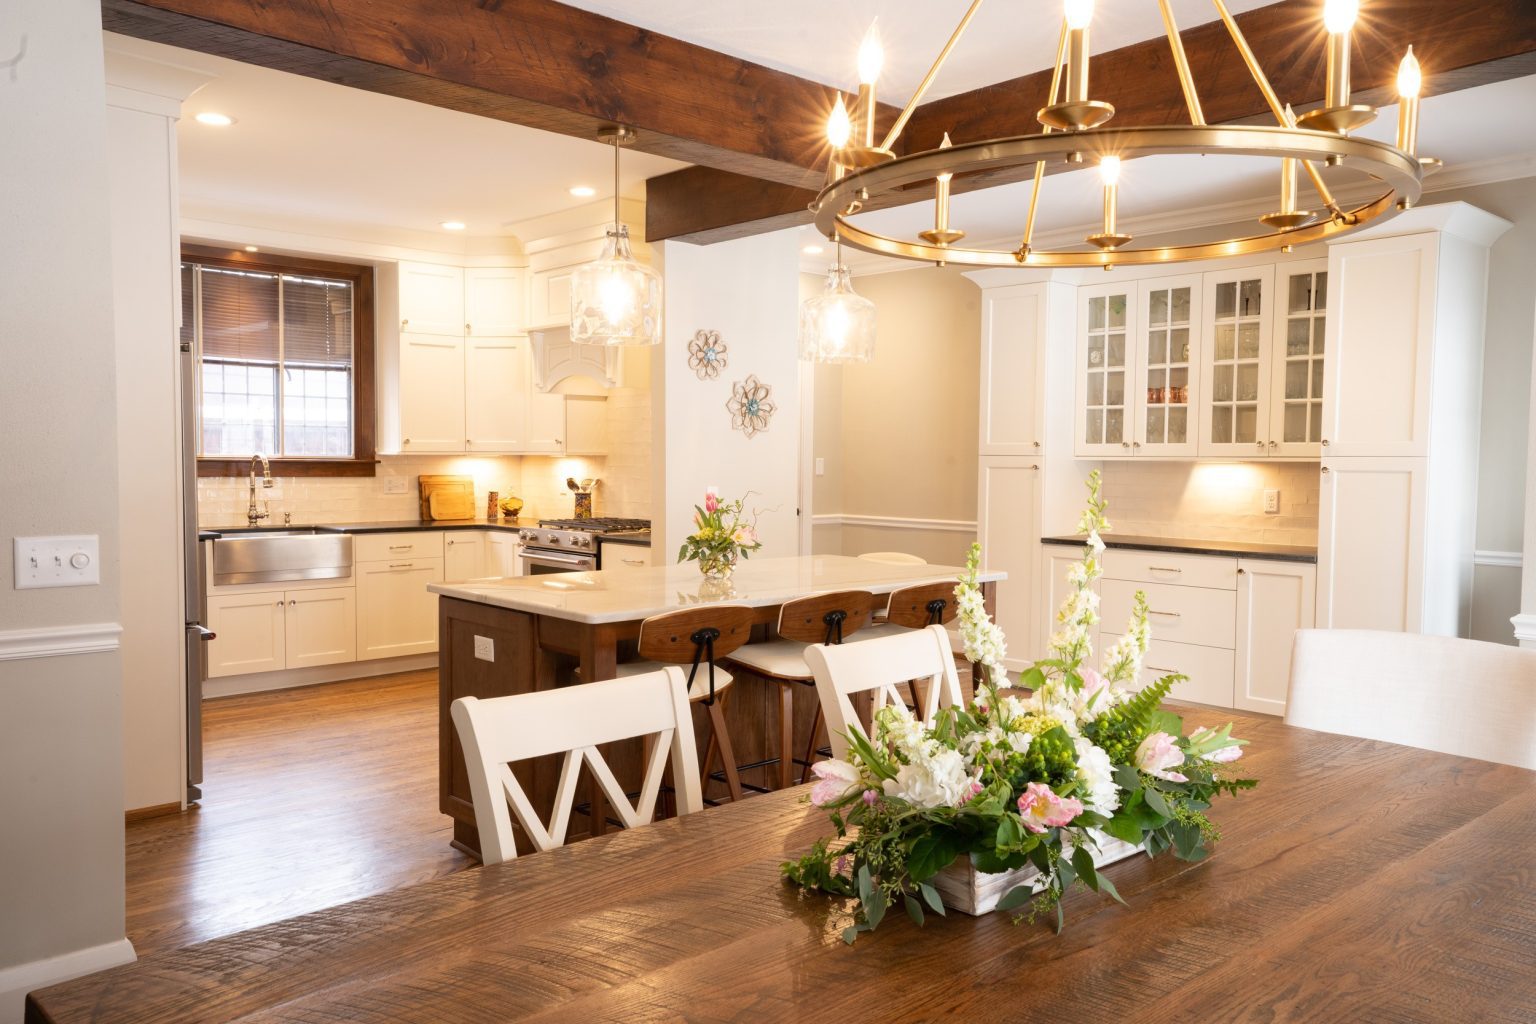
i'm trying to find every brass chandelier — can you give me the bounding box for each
[811,0,1435,269]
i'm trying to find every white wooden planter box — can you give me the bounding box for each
[930,832,1143,916]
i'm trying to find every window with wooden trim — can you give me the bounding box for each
[181,245,375,477]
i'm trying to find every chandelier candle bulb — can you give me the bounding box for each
[1397,47,1422,155]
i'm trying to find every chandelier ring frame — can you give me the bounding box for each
[812,123,1424,268]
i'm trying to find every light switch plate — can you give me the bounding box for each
[14,535,101,589]
[473,634,495,662]
[1263,489,1281,514]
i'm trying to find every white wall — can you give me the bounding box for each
[659,231,802,559]
[0,0,136,1016]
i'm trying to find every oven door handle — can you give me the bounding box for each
[522,551,595,568]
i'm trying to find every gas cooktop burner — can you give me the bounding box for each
[536,518,651,533]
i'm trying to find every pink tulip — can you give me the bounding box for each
[1135,731,1189,783]
[1016,782,1083,833]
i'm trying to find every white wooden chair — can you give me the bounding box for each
[803,623,964,762]
[1285,629,1536,770]
[451,667,702,865]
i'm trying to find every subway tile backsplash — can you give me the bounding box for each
[1097,461,1320,547]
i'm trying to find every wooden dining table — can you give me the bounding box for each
[27,708,1536,1023]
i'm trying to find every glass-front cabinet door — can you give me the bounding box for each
[1269,260,1327,458]
[1200,266,1274,457]
[1075,283,1136,457]
[1134,275,1201,457]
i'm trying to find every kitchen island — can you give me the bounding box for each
[429,555,1001,857]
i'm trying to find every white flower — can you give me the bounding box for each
[1074,737,1120,814]
[881,747,972,809]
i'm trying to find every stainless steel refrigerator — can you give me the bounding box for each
[180,336,214,803]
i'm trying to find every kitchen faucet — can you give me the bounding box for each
[247,453,273,525]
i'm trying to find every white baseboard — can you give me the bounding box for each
[0,937,135,1023]
[0,623,122,663]
[203,653,437,699]
[812,514,978,534]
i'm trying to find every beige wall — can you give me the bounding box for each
[812,266,981,563]
[0,0,134,1005]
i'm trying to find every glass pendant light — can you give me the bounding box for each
[570,126,662,346]
[798,240,876,364]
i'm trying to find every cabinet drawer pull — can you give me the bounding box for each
[1148,609,1182,618]
[389,563,415,569]
[1148,565,1182,574]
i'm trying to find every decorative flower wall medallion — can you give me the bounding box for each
[688,329,728,380]
[727,375,775,438]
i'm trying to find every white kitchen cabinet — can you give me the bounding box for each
[1132,275,1201,457]
[357,558,445,660]
[399,263,465,337]
[527,266,576,330]
[207,591,287,677]
[464,335,533,453]
[1075,282,1136,457]
[399,333,466,453]
[978,284,1047,455]
[1316,457,1427,633]
[1269,260,1328,458]
[444,534,485,581]
[978,457,1040,671]
[209,586,354,675]
[484,533,521,578]
[1199,265,1274,458]
[465,267,526,337]
[1235,559,1316,715]
[283,587,357,670]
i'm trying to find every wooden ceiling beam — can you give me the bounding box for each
[648,0,1536,244]
[100,0,903,192]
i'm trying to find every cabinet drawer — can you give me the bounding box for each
[1101,579,1236,650]
[355,531,444,562]
[1104,633,1235,708]
[1100,549,1237,590]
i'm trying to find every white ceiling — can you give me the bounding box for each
[159,40,689,238]
[560,0,1276,101]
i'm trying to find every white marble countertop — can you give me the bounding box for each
[428,555,1006,624]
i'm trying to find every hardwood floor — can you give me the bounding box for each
[126,670,472,957]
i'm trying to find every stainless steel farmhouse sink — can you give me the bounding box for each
[212,530,353,585]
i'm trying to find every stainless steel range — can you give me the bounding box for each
[518,517,651,575]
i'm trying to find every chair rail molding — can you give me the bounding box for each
[0,623,124,662]
[812,514,979,534]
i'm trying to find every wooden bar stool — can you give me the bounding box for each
[614,605,755,803]
[722,590,875,790]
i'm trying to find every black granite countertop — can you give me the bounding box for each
[1041,534,1317,564]
[199,518,530,541]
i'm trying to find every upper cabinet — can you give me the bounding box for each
[465,267,527,338]
[399,264,465,337]
[1199,266,1273,457]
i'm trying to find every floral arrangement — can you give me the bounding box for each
[676,487,762,579]
[783,472,1254,942]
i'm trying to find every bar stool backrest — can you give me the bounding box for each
[883,580,961,629]
[776,590,876,645]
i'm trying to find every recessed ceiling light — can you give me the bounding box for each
[194,112,235,127]
[440,221,466,231]
[569,186,597,198]
[802,244,825,255]
[244,245,259,252]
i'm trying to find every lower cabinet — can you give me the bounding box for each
[356,558,445,660]
[207,586,356,677]
[1235,559,1316,714]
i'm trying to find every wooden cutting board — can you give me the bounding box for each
[418,475,475,520]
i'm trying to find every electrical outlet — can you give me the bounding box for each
[383,477,408,495]
[815,457,826,477]
[473,635,495,662]
[1263,488,1281,514]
